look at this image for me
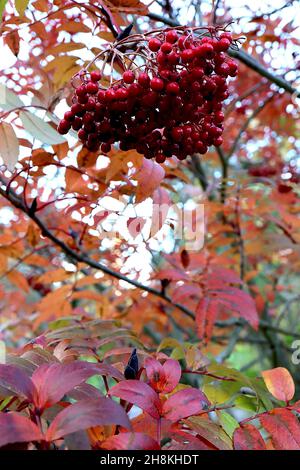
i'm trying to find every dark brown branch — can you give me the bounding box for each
[0,180,195,320]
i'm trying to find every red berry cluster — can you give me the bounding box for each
[58,28,238,163]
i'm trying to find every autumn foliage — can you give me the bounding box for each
[0,0,300,452]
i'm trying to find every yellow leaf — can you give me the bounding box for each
[15,0,29,16]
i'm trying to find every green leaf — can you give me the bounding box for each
[0,122,19,170]
[218,411,239,438]
[14,0,29,16]
[20,111,66,145]
[0,84,24,111]
[0,0,8,19]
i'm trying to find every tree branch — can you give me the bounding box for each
[0,180,195,320]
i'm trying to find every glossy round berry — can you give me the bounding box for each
[161,42,173,54]
[138,72,150,88]
[123,70,135,84]
[101,143,111,153]
[57,120,71,134]
[148,38,161,52]
[72,117,83,131]
[155,152,166,163]
[166,82,180,95]
[181,49,194,63]
[86,81,98,94]
[64,111,74,121]
[214,38,231,52]
[76,85,87,97]
[71,103,84,115]
[90,71,102,82]
[78,129,87,141]
[150,77,164,91]
[165,30,178,44]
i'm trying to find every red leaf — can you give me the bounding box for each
[261,367,295,402]
[0,413,43,448]
[145,358,181,393]
[233,424,266,450]
[260,409,300,450]
[46,398,130,441]
[31,361,101,409]
[101,432,160,450]
[109,380,161,419]
[0,364,36,401]
[162,388,210,422]
[161,359,181,393]
[155,269,189,282]
[196,298,218,340]
[216,288,259,329]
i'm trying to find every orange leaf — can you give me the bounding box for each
[261,367,295,402]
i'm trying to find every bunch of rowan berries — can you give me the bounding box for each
[58,28,238,163]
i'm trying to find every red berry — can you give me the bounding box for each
[86,98,96,111]
[155,152,166,163]
[101,143,111,153]
[191,67,204,80]
[166,82,180,95]
[214,111,224,123]
[78,94,88,104]
[90,71,102,82]
[195,141,207,154]
[138,73,150,88]
[220,32,233,41]
[64,111,74,121]
[213,136,223,146]
[71,103,84,115]
[123,70,135,84]
[216,63,230,76]
[58,120,70,134]
[105,89,116,101]
[86,81,98,94]
[161,42,173,54]
[78,129,87,141]
[165,30,178,44]
[181,49,194,63]
[128,83,142,97]
[214,38,231,52]
[148,38,161,52]
[76,85,87,97]
[172,127,183,142]
[72,117,82,131]
[196,43,214,58]
[115,87,128,100]
[97,90,106,102]
[150,77,164,91]
[227,60,238,77]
